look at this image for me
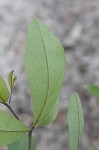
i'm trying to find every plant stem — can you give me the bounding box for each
[9,88,13,103]
[2,102,20,121]
[28,131,32,150]
[28,126,34,150]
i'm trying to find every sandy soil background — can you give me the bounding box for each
[0,0,99,150]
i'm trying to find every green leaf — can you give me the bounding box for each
[67,93,84,150]
[85,85,99,98]
[0,76,9,102]
[0,110,29,147]
[25,18,65,126]
[8,134,35,150]
[38,97,59,126]
[8,70,17,89]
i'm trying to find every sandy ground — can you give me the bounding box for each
[0,0,99,150]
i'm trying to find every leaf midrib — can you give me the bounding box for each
[0,129,29,133]
[75,93,80,150]
[34,19,49,126]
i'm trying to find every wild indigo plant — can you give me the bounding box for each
[0,19,84,150]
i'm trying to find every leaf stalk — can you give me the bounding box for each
[2,102,20,121]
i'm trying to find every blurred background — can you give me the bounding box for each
[0,0,99,150]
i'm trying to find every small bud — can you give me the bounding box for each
[8,70,17,89]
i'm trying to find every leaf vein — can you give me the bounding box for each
[75,93,80,150]
[34,19,49,126]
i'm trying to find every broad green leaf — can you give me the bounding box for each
[67,93,84,150]
[0,110,29,147]
[8,134,35,150]
[8,70,17,89]
[25,18,65,126]
[38,97,59,126]
[85,85,99,98]
[0,76,9,102]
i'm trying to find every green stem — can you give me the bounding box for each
[9,88,13,103]
[2,102,20,121]
[28,126,35,150]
